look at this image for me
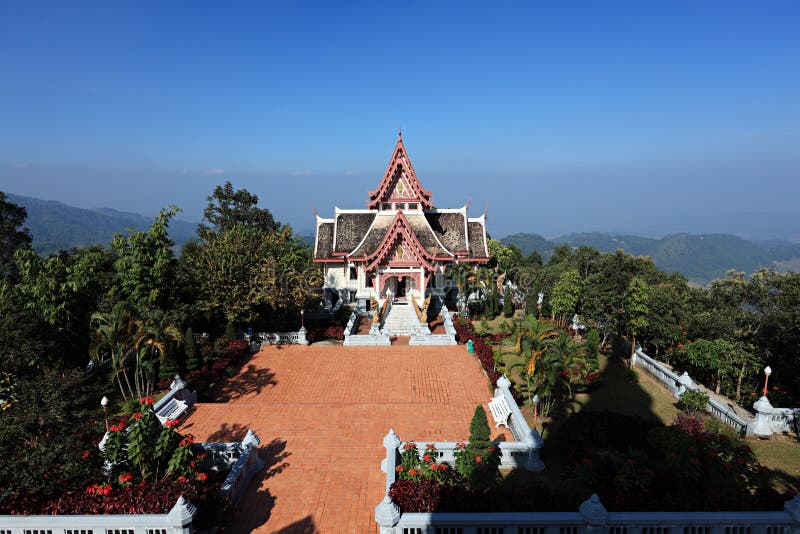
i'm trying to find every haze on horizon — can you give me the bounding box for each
[1,2,798,241]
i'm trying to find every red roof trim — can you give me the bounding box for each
[367,135,433,210]
[364,212,437,271]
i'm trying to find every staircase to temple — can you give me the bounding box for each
[382,302,421,335]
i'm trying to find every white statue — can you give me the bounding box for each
[537,292,544,306]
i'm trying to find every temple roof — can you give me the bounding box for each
[367,132,433,210]
[315,208,488,263]
[313,136,488,265]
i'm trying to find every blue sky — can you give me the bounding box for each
[1,1,799,239]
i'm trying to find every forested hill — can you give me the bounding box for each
[501,232,800,285]
[7,193,198,256]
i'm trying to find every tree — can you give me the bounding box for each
[625,276,650,362]
[551,269,581,326]
[112,207,180,312]
[198,181,278,239]
[134,310,184,395]
[185,224,320,326]
[686,338,737,395]
[91,301,138,402]
[13,246,114,366]
[0,192,32,277]
[184,327,200,371]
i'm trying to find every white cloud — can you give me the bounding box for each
[290,169,313,177]
[204,168,225,175]
[14,162,31,169]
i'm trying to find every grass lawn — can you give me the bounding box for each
[492,339,800,493]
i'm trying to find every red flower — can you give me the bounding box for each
[131,412,144,421]
[81,450,91,459]
[196,472,208,481]
[425,444,436,450]
[118,472,133,484]
[736,458,745,465]
[430,464,438,471]
[408,469,418,476]
[456,442,466,450]
[139,396,155,405]
[177,476,188,484]
[179,434,195,447]
[475,456,482,463]
[97,483,112,496]
[395,465,404,472]
[489,446,498,453]
[423,455,432,462]
[110,422,126,432]
[165,419,181,429]
[439,464,448,471]
[403,442,416,450]
[85,484,98,495]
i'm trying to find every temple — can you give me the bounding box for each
[313,133,489,311]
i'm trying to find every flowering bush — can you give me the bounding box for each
[454,318,502,386]
[396,442,451,484]
[305,325,344,342]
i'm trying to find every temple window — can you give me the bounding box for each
[349,266,358,280]
[408,203,418,210]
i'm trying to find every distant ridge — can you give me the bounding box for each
[501,231,800,285]
[7,193,198,256]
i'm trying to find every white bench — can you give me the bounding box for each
[488,395,511,428]
[156,398,189,425]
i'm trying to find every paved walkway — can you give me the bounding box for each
[182,344,512,533]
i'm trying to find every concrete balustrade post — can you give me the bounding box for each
[578,493,608,533]
[167,496,197,533]
[751,396,776,437]
[375,429,402,533]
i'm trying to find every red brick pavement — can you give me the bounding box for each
[181,345,512,533]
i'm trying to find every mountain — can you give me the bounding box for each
[500,232,800,285]
[7,194,199,256]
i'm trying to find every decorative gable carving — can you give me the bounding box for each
[367,133,433,209]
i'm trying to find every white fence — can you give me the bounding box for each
[0,496,197,533]
[381,492,800,533]
[632,348,753,434]
[253,328,308,345]
[196,428,264,506]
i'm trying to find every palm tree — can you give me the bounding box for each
[91,301,137,401]
[532,331,584,417]
[518,315,558,376]
[134,310,184,396]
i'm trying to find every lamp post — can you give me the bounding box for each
[533,394,540,431]
[300,309,305,329]
[763,366,772,397]
[100,396,109,432]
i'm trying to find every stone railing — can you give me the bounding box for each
[632,348,752,435]
[751,396,800,437]
[195,428,264,506]
[153,374,197,415]
[376,374,545,528]
[344,310,391,346]
[409,308,457,346]
[0,496,197,533]
[376,492,800,533]
[254,328,308,345]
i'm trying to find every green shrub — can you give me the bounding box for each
[679,389,709,413]
[585,329,600,364]
[502,291,513,318]
[455,405,501,490]
[185,327,200,371]
[223,321,237,343]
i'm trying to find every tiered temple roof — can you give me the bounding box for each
[313,134,488,265]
